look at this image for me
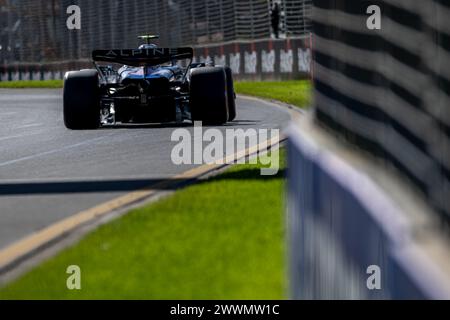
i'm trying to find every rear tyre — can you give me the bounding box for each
[224,67,237,122]
[190,67,229,125]
[63,69,100,129]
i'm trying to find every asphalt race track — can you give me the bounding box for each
[0,89,291,250]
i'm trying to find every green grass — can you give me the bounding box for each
[0,152,286,300]
[235,80,311,108]
[0,80,63,89]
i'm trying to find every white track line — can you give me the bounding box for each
[0,112,18,116]
[16,123,42,129]
[0,135,113,168]
[0,132,38,142]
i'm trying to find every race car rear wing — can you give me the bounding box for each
[92,47,194,67]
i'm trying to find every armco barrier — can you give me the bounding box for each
[0,36,311,82]
[287,124,450,299]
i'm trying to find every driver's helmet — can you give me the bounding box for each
[139,43,157,50]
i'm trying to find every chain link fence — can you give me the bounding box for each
[0,0,312,64]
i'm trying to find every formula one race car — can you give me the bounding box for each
[63,35,236,129]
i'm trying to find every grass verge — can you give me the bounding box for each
[0,152,286,299]
[234,80,311,108]
[0,80,63,89]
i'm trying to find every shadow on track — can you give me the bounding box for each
[0,169,284,196]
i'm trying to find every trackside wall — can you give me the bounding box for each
[0,37,312,82]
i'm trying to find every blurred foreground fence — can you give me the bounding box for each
[287,0,450,300]
[0,0,312,80]
[313,0,450,222]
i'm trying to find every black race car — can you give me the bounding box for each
[63,35,236,129]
